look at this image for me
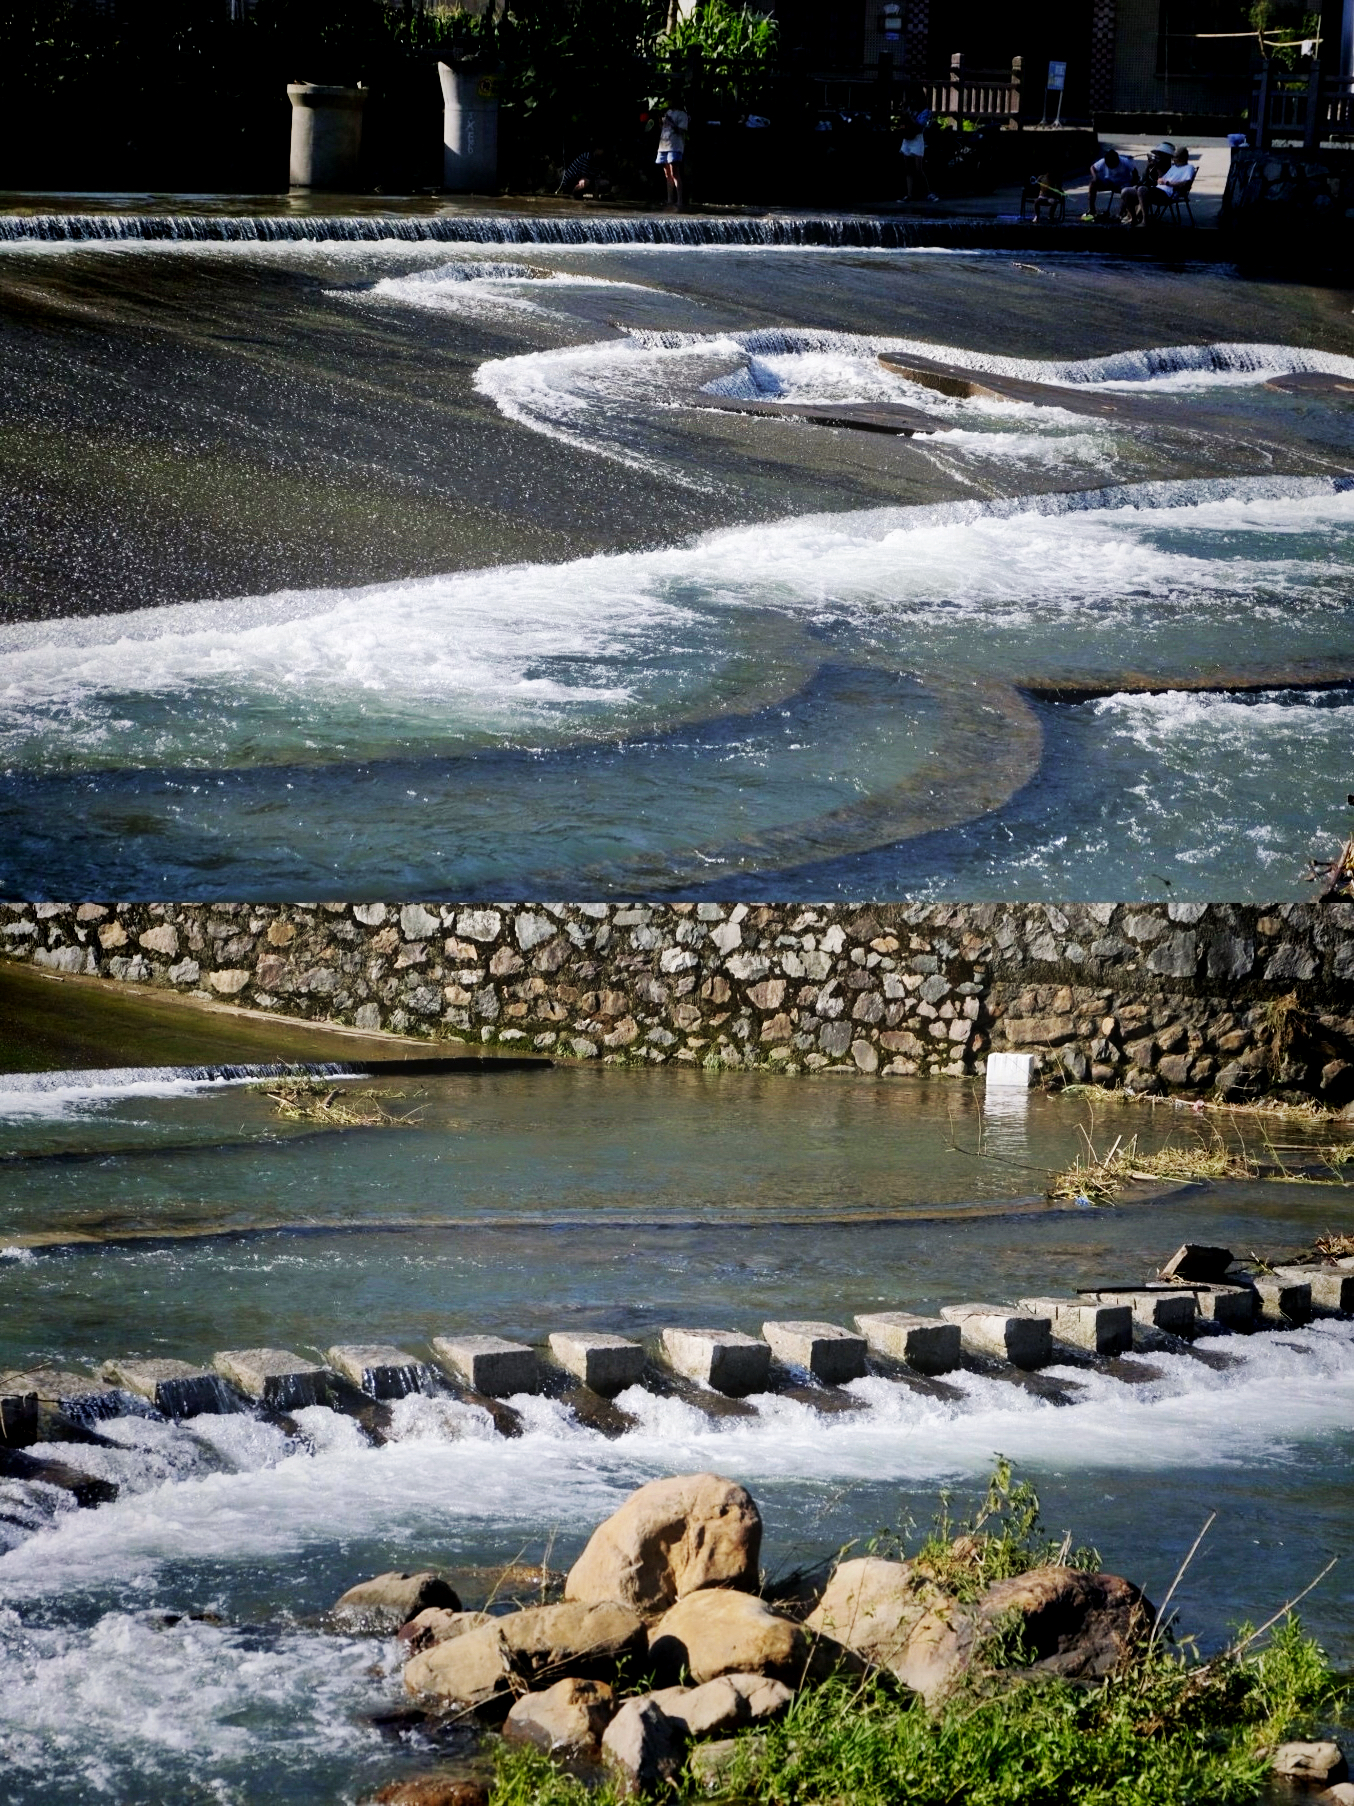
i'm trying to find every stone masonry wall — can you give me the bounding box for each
[3,900,1353,1104]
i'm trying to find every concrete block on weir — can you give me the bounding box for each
[1250,1276,1312,1326]
[762,1320,867,1383]
[1272,1267,1354,1313]
[213,1348,328,1411]
[0,1385,38,1447]
[940,1305,1053,1369]
[4,1367,129,1421]
[1079,1289,1198,1337]
[854,1312,962,1374]
[1187,1284,1257,1330]
[661,1328,771,1397]
[1018,1298,1133,1356]
[102,1358,235,1418]
[547,1332,645,1395]
[432,1335,540,1397]
[327,1344,435,1400]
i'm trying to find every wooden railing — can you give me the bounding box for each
[1252,63,1354,150]
[927,53,1023,126]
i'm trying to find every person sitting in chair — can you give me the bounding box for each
[1150,144,1197,215]
[1120,144,1194,224]
[1081,146,1138,221]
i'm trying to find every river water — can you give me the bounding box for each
[1,1062,1352,1803]
[2,232,1354,896]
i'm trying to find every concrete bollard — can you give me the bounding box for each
[287,84,366,192]
[438,64,499,192]
[854,1311,962,1374]
[1018,1298,1133,1356]
[1079,1289,1198,1337]
[102,1358,235,1418]
[433,1334,540,1396]
[660,1328,771,1397]
[762,1320,867,1384]
[547,1332,645,1395]
[1249,1276,1312,1326]
[327,1344,436,1400]
[0,1384,38,1446]
[1272,1267,1354,1314]
[213,1348,328,1411]
[940,1304,1052,1368]
[985,1051,1035,1089]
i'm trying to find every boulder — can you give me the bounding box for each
[976,1566,1154,1679]
[370,1781,488,1806]
[689,1734,766,1792]
[649,1588,839,1686]
[601,1697,684,1795]
[503,1677,615,1759]
[1315,1786,1354,1806]
[397,1609,489,1655]
[804,1557,940,1669]
[648,1671,792,1737]
[334,1571,461,1634]
[564,1472,762,1619]
[404,1600,645,1706]
[1272,1742,1348,1784]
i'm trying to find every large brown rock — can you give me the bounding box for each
[403,1600,645,1707]
[804,1557,942,1668]
[649,1588,846,1686]
[333,1571,461,1634]
[503,1677,615,1759]
[370,1781,487,1806]
[977,1566,1154,1679]
[649,1671,792,1737]
[564,1473,762,1620]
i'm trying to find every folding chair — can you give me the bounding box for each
[1155,177,1196,225]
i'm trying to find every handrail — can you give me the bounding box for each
[927,52,1023,125]
[1251,62,1354,150]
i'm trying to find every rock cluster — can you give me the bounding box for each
[352,1471,1155,1798]
[3,900,1351,1102]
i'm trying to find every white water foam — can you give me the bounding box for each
[1,477,1350,772]
[469,327,1354,477]
[0,1062,358,1122]
[348,260,656,326]
[2,1322,1351,1598]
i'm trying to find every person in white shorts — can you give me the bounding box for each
[656,106,689,210]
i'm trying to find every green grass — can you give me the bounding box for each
[487,1463,1347,1805]
[491,1619,1344,1806]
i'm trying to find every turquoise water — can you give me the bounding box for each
[2,239,1353,896]
[1,1066,1351,1803]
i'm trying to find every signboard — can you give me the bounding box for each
[1046,60,1067,90]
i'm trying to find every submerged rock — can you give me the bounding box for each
[370,1780,489,1806]
[564,1472,762,1619]
[333,1570,461,1634]
[503,1676,615,1759]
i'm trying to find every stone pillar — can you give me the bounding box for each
[439,65,500,192]
[287,84,366,191]
[1089,0,1116,113]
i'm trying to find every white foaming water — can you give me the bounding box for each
[0,1606,386,1793]
[2,1322,1351,1598]
[349,260,655,325]
[0,1062,357,1121]
[1,477,1351,772]
[471,326,1354,477]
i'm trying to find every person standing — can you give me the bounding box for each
[656,105,690,210]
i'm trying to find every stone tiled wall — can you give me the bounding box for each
[3,900,1352,1102]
